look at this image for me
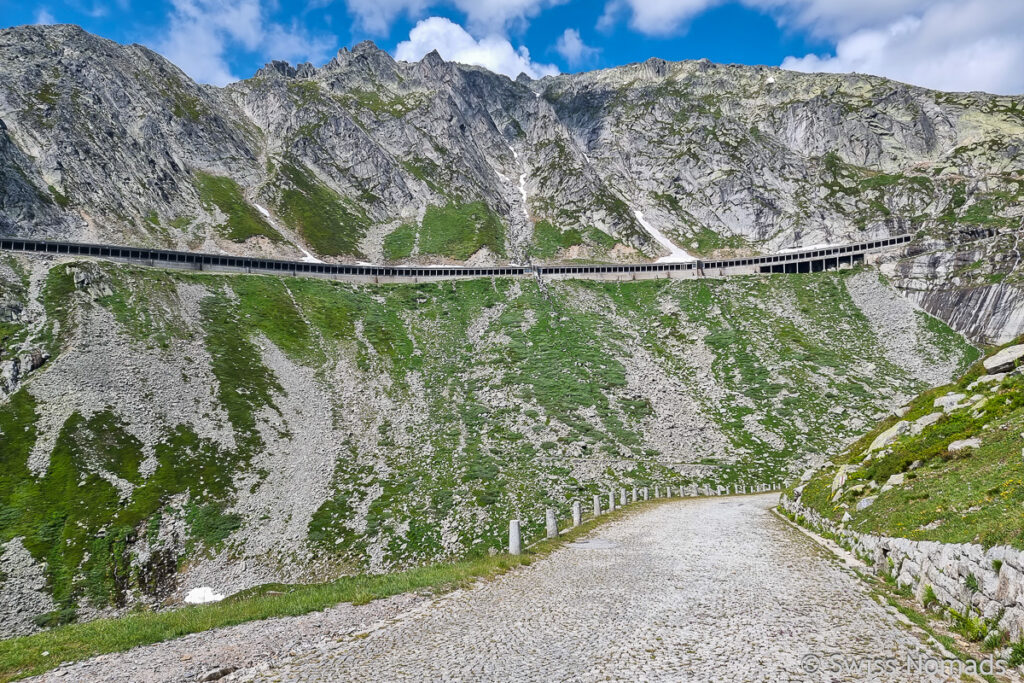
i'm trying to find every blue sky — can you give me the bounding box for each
[3,0,1023,94]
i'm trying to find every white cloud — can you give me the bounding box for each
[598,0,1024,94]
[34,8,56,24]
[344,0,564,35]
[597,0,722,36]
[555,28,598,67]
[343,0,432,35]
[154,0,336,86]
[778,0,1024,94]
[394,16,559,79]
[450,0,566,35]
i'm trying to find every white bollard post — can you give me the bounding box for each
[509,520,521,555]
[546,508,558,539]
[631,487,637,503]
[609,490,616,511]
[572,501,582,527]
[593,494,601,517]
[643,487,649,501]
[620,488,627,506]
[655,485,660,499]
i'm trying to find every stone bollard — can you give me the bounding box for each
[509,520,521,555]
[620,488,627,506]
[546,508,558,539]
[631,487,637,503]
[643,487,649,501]
[572,501,582,527]
[593,494,601,517]
[609,490,616,511]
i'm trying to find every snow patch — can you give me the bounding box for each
[509,146,531,224]
[184,587,224,604]
[633,210,697,263]
[777,242,846,254]
[253,202,323,264]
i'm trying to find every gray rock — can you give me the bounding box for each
[984,344,1024,375]
[934,393,968,413]
[880,473,904,493]
[948,438,981,452]
[856,496,877,512]
[868,421,910,453]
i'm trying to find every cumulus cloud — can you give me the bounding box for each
[777,0,1024,94]
[34,8,57,24]
[394,16,558,79]
[343,0,432,35]
[598,0,1024,94]
[154,0,336,86]
[344,0,564,35]
[597,0,723,35]
[555,28,598,67]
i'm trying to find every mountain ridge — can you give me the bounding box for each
[0,23,1022,340]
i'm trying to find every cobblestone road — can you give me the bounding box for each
[243,494,949,682]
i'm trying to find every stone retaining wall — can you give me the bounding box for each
[781,496,1024,638]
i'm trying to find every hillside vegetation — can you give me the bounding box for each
[788,338,1024,549]
[0,256,975,634]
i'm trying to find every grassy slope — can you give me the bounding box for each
[193,172,282,243]
[792,337,1024,549]
[0,261,974,630]
[381,203,508,261]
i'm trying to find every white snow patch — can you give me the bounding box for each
[509,146,531,224]
[777,242,846,254]
[184,587,224,604]
[633,210,697,263]
[766,76,776,84]
[254,202,323,264]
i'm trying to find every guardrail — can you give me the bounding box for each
[0,234,913,282]
[509,480,784,553]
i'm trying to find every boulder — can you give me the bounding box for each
[868,421,910,452]
[968,373,1006,391]
[934,393,967,413]
[856,495,877,511]
[948,438,981,452]
[911,411,942,435]
[830,465,852,495]
[880,473,904,493]
[984,344,1024,375]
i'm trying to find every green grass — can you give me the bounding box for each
[342,89,424,117]
[383,223,416,261]
[271,161,368,257]
[193,172,282,243]
[418,202,507,260]
[47,185,69,209]
[1,261,977,628]
[797,336,1024,549]
[530,220,583,259]
[0,499,666,682]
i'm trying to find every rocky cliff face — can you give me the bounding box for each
[880,230,1024,345]
[1,25,1022,269]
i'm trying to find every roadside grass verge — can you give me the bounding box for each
[0,498,672,682]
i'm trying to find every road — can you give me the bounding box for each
[234,494,947,682]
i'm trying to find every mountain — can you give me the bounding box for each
[1,24,1023,341]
